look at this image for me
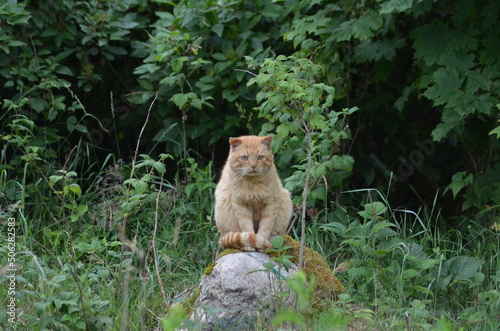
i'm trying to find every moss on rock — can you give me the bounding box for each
[203,249,241,276]
[203,261,217,275]
[277,234,345,308]
[217,248,242,259]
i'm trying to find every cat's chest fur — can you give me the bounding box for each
[231,175,279,207]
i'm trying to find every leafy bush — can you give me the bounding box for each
[281,0,499,217]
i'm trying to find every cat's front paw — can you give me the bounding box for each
[241,246,256,252]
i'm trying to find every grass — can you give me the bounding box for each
[1,166,499,330]
[0,124,499,330]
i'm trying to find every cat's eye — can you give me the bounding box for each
[257,155,265,160]
[241,155,249,160]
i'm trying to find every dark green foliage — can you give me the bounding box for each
[131,0,297,155]
[280,0,499,216]
[3,0,498,216]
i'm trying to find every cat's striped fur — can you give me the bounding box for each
[218,231,272,252]
[214,135,293,252]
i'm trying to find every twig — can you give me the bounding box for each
[153,177,167,301]
[172,285,197,300]
[405,311,410,331]
[286,207,300,234]
[130,92,158,178]
[234,68,258,77]
[124,91,157,97]
[298,118,313,269]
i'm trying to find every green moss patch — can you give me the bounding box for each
[277,234,346,308]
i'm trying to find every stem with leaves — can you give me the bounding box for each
[246,55,357,270]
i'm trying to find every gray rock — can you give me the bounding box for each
[189,252,298,330]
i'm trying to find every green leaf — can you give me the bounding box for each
[34,302,48,317]
[30,97,47,112]
[331,155,354,171]
[358,202,387,219]
[41,27,59,37]
[73,242,93,252]
[309,114,326,130]
[444,171,473,199]
[355,36,406,62]
[412,20,449,66]
[423,68,463,107]
[53,49,76,62]
[270,236,284,249]
[412,285,434,297]
[171,93,188,109]
[64,183,82,196]
[379,0,414,14]
[345,223,369,238]
[320,222,347,235]
[222,89,239,102]
[403,269,421,279]
[55,65,73,76]
[311,163,327,179]
[431,109,462,141]
[153,161,166,175]
[132,180,148,194]
[443,256,484,280]
[332,10,383,41]
[262,5,280,18]
[212,23,224,37]
[276,123,291,139]
[214,61,233,74]
[7,40,27,47]
[489,125,500,138]
[106,46,127,56]
[171,56,189,72]
[434,316,453,331]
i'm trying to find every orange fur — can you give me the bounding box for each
[219,232,272,252]
[215,135,293,252]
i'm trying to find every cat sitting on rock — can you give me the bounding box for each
[214,135,293,252]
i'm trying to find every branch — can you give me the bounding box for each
[298,117,313,269]
[233,68,258,77]
[152,177,167,301]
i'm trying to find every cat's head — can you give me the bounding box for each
[228,135,274,177]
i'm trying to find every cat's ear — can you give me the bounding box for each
[261,136,273,149]
[229,137,242,150]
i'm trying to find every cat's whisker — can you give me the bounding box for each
[236,168,246,179]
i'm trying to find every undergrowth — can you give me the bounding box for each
[1,158,499,330]
[0,83,498,331]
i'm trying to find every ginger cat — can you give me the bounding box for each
[214,135,293,252]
